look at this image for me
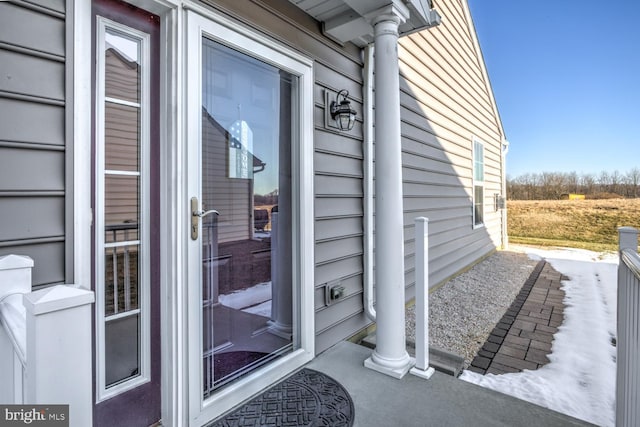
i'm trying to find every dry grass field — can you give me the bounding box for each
[508,199,640,252]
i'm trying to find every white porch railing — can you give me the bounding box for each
[0,254,31,404]
[410,217,435,380]
[616,227,640,427]
[0,254,95,427]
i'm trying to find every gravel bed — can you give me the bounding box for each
[406,249,539,368]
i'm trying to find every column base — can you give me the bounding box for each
[267,320,293,340]
[410,366,435,380]
[364,355,415,379]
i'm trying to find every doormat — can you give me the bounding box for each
[208,368,355,427]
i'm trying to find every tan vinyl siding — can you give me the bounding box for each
[399,0,505,290]
[0,0,68,288]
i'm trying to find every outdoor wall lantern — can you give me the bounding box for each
[330,89,357,131]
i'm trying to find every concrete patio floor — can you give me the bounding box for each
[306,341,594,427]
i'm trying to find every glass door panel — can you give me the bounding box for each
[200,38,297,396]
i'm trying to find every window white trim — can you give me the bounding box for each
[95,16,152,402]
[472,136,485,229]
[185,8,315,425]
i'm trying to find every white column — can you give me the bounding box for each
[268,77,294,339]
[364,5,414,379]
[23,285,95,427]
[269,212,293,339]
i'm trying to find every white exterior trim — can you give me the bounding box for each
[185,7,315,425]
[154,4,184,426]
[72,0,93,291]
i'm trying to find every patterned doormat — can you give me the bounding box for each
[208,368,355,427]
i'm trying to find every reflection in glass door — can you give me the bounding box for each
[200,38,297,396]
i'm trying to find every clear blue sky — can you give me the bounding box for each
[466,0,640,178]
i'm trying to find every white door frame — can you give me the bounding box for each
[184,6,315,426]
[73,0,186,425]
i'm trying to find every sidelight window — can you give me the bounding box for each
[95,17,151,400]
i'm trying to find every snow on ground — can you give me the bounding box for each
[460,246,619,427]
[218,282,272,317]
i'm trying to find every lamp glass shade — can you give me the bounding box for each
[338,112,352,130]
[335,102,356,131]
[330,92,357,131]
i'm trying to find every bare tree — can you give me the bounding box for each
[580,173,596,195]
[610,170,622,195]
[627,168,640,198]
[507,168,640,200]
[598,171,611,194]
[566,171,579,194]
[540,172,567,199]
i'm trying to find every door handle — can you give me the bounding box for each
[191,197,219,240]
[194,209,220,218]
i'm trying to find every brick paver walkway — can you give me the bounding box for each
[469,260,568,375]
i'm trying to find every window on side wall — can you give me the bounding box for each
[473,137,485,228]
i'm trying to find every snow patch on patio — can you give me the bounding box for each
[219,282,272,317]
[460,246,618,427]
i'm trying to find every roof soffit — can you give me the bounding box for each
[288,0,441,46]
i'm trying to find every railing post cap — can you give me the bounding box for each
[619,227,639,251]
[0,254,34,271]
[618,226,639,235]
[23,285,95,315]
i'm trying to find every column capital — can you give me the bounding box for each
[366,3,410,28]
